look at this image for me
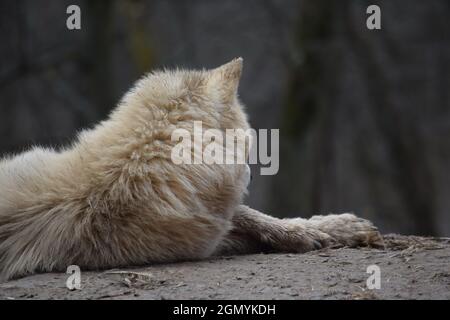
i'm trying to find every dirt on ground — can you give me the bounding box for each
[0,234,449,300]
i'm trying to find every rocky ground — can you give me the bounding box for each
[0,234,449,300]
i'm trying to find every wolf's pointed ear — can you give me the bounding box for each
[207,57,243,103]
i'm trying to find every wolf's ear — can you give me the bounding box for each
[207,57,243,103]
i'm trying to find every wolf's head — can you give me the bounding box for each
[117,58,249,133]
[103,58,252,192]
[112,57,252,173]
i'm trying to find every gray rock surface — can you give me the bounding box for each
[0,235,448,300]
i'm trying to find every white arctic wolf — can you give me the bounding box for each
[0,58,383,281]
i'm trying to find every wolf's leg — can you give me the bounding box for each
[215,205,334,255]
[215,206,384,255]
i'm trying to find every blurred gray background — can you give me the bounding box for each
[1,0,449,236]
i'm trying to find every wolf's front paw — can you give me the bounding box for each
[308,213,385,249]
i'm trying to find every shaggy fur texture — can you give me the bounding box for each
[0,58,383,281]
